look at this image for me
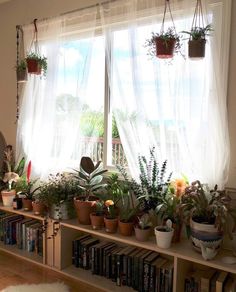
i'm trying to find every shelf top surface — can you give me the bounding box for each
[61,218,236,274]
[0,204,45,221]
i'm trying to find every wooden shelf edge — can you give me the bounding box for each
[0,204,46,221]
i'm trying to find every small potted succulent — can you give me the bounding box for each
[104,199,118,233]
[26,52,47,76]
[155,219,174,249]
[16,60,27,83]
[182,181,236,257]
[134,213,152,242]
[73,156,107,225]
[90,200,105,230]
[182,24,213,58]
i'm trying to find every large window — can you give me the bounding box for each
[17,0,230,187]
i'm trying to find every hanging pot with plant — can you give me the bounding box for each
[145,0,181,59]
[26,19,47,76]
[182,0,213,58]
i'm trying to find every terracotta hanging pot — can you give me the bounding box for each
[155,37,176,59]
[188,39,206,58]
[104,217,118,233]
[74,196,97,225]
[22,198,33,211]
[26,59,41,75]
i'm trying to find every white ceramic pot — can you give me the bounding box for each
[155,226,174,249]
[1,190,16,207]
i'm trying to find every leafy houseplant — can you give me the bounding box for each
[73,156,107,225]
[39,173,79,220]
[26,52,47,76]
[182,181,236,255]
[118,147,172,212]
[182,24,213,58]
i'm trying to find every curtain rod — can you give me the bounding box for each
[16,0,117,28]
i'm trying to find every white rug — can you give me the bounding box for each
[1,282,70,292]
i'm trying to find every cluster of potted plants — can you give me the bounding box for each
[1,145,236,260]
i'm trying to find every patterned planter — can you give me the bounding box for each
[190,217,223,253]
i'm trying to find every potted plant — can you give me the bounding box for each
[146,27,181,59]
[104,199,118,233]
[15,161,39,211]
[38,173,79,220]
[182,24,213,58]
[154,219,174,249]
[155,177,188,243]
[0,145,25,207]
[90,200,105,230]
[73,156,107,225]
[16,60,27,83]
[26,52,47,76]
[134,213,152,242]
[182,181,236,257]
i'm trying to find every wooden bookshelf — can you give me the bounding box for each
[0,204,45,221]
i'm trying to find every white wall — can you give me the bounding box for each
[0,0,235,187]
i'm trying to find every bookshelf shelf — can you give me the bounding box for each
[0,204,45,221]
[0,241,44,265]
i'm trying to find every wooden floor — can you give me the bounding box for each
[0,251,105,292]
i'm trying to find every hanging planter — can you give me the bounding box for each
[145,0,181,59]
[182,0,213,59]
[26,19,47,76]
[16,60,28,82]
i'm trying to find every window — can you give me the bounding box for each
[18,0,230,187]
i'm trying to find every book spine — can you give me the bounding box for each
[116,253,122,286]
[122,253,128,286]
[143,262,150,292]
[91,246,96,274]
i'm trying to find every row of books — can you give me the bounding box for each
[72,234,173,292]
[0,211,43,256]
[185,269,236,292]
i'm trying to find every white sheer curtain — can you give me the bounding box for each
[100,0,230,188]
[16,8,103,179]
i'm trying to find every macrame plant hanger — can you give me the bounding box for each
[16,25,26,121]
[191,0,204,30]
[155,0,178,59]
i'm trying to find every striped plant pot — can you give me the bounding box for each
[190,217,223,253]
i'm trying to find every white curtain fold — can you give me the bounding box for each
[100,0,230,188]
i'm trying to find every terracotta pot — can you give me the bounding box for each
[118,220,134,236]
[22,198,33,211]
[1,190,16,207]
[26,59,41,75]
[74,197,97,225]
[190,217,223,254]
[90,213,104,230]
[155,37,176,59]
[104,217,118,233]
[32,201,45,216]
[134,227,151,242]
[188,39,206,58]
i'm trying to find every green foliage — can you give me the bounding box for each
[38,173,79,207]
[94,200,104,215]
[118,147,172,211]
[26,52,47,76]
[119,196,139,223]
[136,213,152,229]
[182,181,236,237]
[73,156,107,201]
[145,27,182,57]
[15,175,38,200]
[105,173,129,205]
[16,60,27,72]
[182,24,213,40]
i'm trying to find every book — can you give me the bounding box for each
[138,249,153,292]
[162,261,174,292]
[102,243,116,277]
[143,251,160,291]
[200,269,216,292]
[121,246,137,286]
[216,271,228,292]
[72,234,91,267]
[80,237,99,269]
[151,257,168,292]
[127,248,141,287]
